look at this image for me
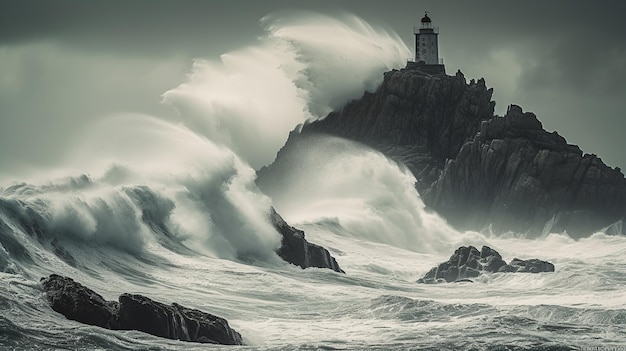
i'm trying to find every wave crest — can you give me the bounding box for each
[162,12,410,169]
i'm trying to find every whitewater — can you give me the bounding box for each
[1,13,625,351]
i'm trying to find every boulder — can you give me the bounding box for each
[40,274,119,329]
[40,274,243,345]
[271,208,344,273]
[417,245,554,283]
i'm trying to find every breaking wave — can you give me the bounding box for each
[0,12,412,273]
[258,135,481,254]
[162,12,410,169]
[1,11,625,351]
[0,115,283,271]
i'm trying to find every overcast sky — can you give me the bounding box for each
[1,0,625,178]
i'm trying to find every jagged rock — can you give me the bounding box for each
[479,245,508,272]
[40,274,243,345]
[417,246,554,283]
[259,65,626,236]
[507,258,555,274]
[40,274,120,329]
[271,208,344,273]
[259,67,495,194]
[425,104,626,236]
[117,294,242,345]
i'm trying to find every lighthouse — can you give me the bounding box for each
[409,12,445,74]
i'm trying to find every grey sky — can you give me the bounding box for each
[1,0,625,178]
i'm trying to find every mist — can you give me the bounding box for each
[2,2,625,173]
[0,12,417,267]
[163,12,410,169]
[0,8,622,265]
[258,135,471,254]
[1,114,284,262]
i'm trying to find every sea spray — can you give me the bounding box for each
[0,11,413,270]
[2,13,623,350]
[1,114,282,263]
[258,135,464,254]
[162,12,411,169]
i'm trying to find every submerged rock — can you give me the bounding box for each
[40,274,243,345]
[271,208,344,273]
[417,246,554,283]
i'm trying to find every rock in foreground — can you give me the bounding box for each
[417,246,554,283]
[271,208,344,273]
[40,274,243,345]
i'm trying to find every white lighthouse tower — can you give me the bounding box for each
[410,12,445,74]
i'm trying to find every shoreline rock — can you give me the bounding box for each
[271,208,344,273]
[40,274,243,345]
[417,245,554,283]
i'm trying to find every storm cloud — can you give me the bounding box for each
[1,0,625,177]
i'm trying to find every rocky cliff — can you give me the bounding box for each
[291,68,495,192]
[425,104,626,236]
[259,67,626,236]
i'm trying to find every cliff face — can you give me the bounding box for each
[259,67,626,236]
[298,68,495,192]
[425,105,626,236]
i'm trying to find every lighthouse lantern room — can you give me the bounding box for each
[414,12,440,65]
[407,11,445,74]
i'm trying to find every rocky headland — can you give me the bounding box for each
[258,67,626,237]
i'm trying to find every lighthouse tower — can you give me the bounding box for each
[410,12,445,74]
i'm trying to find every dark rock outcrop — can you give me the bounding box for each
[117,294,242,345]
[41,274,120,329]
[259,66,626,236]
[423,104,626,236]
[40,274,243,345]
[271,208,344,273]
[259,68,494,194]
[507,258,555,274]
[417,245,555,283]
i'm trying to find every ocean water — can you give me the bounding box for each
[1,218,626,351]
[1,12,625,351]
[1,148,625,351]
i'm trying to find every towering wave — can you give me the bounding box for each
[258,135,466,254]
[162,12,411,169]
[0,13,412,273]
[0,115,282,274]
[2,12,626,351]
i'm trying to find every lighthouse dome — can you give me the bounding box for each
[421,13,431,23]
